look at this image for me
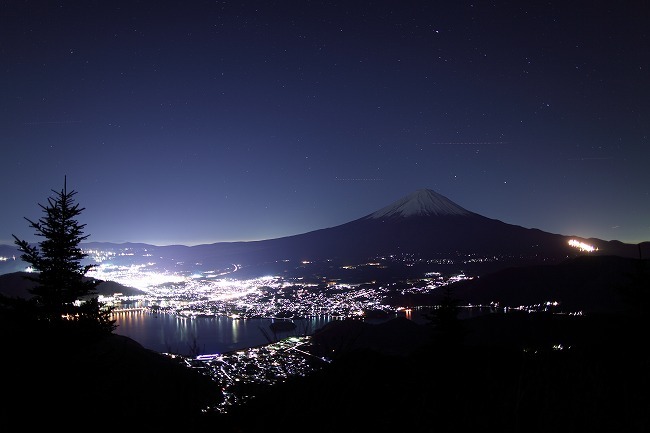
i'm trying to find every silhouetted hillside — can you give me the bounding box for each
[0,271,145,299]
[2,271,649,430]
[206,255,650,431]
[310,316,433,357]
[385,255,650,315]
[448,255,650,314]
[211,312,649,432]
[0,315,221,429]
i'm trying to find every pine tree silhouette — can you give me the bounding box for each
[12,177,115,335]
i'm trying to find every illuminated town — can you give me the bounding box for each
[82,252,465,413]
[0,240,598,414]
[71,244,591,414]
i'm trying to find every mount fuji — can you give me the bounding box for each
[250,188,642,269]
[368,189,473,218]
[2,189,644,278]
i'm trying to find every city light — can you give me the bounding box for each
[76,245,599,415]
[568,239,597,252]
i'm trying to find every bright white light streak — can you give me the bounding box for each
[568,239,596,252]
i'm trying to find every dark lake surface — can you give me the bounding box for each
[113,307,491,357]
[113,311,337,356]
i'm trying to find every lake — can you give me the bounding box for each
[113,310,338,356]
[112,306,491,357]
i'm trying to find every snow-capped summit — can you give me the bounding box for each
[367,189,472,219]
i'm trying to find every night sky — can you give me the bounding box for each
[2,1,648,246]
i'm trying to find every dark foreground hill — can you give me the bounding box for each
[2,306,648,431]
[385,255,650,316]
[206,256,650,432]
[0,316,222,429]
[210,312,650,433]
[2,254,649,431]
[448,255,650,314]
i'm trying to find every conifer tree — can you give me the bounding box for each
[12,178,115,335]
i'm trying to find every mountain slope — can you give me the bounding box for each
[215,189,642,274]
[76,189,645,279]
[4,189,645,279]
[368,188,473,218]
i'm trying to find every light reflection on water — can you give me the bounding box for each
[113,306,495,357]
[113,310,334,356]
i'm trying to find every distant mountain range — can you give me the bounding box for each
[2,189,647,279]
